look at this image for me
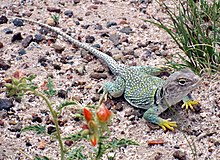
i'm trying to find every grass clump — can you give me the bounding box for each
[145,0,220,74]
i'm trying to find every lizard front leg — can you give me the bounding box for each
[143,105,177,131]
[99,76,126,104]
[181,94,199,111]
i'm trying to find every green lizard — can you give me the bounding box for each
[13,17,201,131]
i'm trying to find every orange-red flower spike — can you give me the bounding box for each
[96,103,111,123]
[83,108,92,122]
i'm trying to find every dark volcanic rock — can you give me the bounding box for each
[3,28,13,34]
[11,32,23,42]
[0,16,8,24]
[106,21,117,28]
[18,48,26,56]
[64,10,74,17]
[0,99,14,111]
[47,7,61,13]
[119,27,133,34]
[22,35,33,48]
[58,89,68,99]
[90,72,107,79]
[85,35,95,43]
[0,59,10,70]
[0,42,3,48]
[12,19,24,26]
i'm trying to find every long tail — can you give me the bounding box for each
[15,17,123,75]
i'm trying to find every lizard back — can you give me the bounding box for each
[123,68,164,110]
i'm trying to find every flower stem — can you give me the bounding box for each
[32,90,65,160]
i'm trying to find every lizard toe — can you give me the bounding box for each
[159,119,177,131]
[182,100,199,111]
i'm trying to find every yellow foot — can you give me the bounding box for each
[158,119,177,131]
[182,100,199,111]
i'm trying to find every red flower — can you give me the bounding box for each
[90,134,97,146]
[96,103,111,123]
[88,120,99,146]
[83,108,92,122]
[41,81,48,90]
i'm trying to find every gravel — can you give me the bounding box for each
[0,0,219,160]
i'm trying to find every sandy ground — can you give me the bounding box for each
[0,0,219,160]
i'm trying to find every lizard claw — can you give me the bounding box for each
[182,100,199,111]
[158,119,177,131]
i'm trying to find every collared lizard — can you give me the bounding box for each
[12,17,201,131]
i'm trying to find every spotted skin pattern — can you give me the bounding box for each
[14,17,201,131]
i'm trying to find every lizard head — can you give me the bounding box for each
[162,68,201,106]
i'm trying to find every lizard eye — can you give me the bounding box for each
[178,78,186,85]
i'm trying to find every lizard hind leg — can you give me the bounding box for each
[99,76,126,104]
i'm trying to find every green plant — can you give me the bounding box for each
[51,14,60,25]
[5,71,76,160]
[5,71,138,160]
[145,0,220,74]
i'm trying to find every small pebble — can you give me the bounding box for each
[18,48,26,56]
[75,21,80,25]
[92,44,101,49]
[88,5,98,10]
[12,19,24,26]
[11,32,23,42]
[0,42,3,48]
[26,142,32,147]
[34,34,44,42]
[90,72,107,79]
[0,15,8,24]
[73,0,80,4]
[47,17,56,26]
[81,24,90,29]
[114,102,124,111]
[0,59,10,70]
[3,28,13,34]
[22,35,33,48]
[47,7,61,13]
[9,122,22,132]
[51,44,65,53]
[109,34,120,46]
[58,89,68,99]
[64,140,73,146]
[0,99,14,111]
[94,24,103,30]
[119,27,133,34]
[0,119,4,126]
[106,21,117,28]
[173,150,187,160]
[47,126,56,134]
[38,140,46,150]
[74,65,85,75]
[53,64,61,70]
[94,66,105,73]
[64,10,74,17]
[38,57,48,67]
[141,24,148,29]
[91,94,100,102]
[32,114,43,123]
[85,35,95,43]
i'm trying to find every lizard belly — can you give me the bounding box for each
[123,75,164,110]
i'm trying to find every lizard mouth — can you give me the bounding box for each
[192,75,202,88]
